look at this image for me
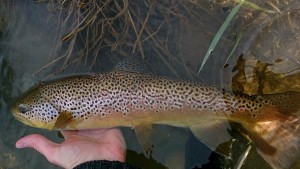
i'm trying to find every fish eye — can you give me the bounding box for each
[18,104,29,114]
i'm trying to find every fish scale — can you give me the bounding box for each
[11,70,300,169]
[41,71,232,120]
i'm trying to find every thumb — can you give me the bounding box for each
[16,134,58,163]
[60,130,78,140]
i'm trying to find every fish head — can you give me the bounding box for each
[11,85,59,129]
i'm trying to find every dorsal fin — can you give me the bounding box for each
[114,55,152,74]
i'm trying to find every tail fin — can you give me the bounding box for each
[249,92,300,169]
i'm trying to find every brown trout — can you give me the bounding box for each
[11,70,300,169]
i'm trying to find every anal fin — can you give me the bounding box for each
[189,119,232,155]
[134,123,155,157]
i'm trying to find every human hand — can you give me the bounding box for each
[16,128,126,169]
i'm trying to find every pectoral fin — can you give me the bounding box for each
[189,119,232,155]
[52,111,73,130]
[134,123,155,157]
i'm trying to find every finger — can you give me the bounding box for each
[16,134,58,161]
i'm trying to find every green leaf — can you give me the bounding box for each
[223,32,243,67]
[198,1,244,74]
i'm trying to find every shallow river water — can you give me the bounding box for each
[1,0,300,169]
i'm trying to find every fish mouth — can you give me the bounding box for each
[11,105,39,128]
[12,110,54,129]
[12,112,37,127]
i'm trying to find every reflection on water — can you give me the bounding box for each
[1,0,300,169]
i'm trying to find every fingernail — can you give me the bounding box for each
[16,142,27,149]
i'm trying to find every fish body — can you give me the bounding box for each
[11,70,300,169]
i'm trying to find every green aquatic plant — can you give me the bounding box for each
[223,32,243,68]
[234,0,277,13]
[197,1,244,74]
[197,0,278,74]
